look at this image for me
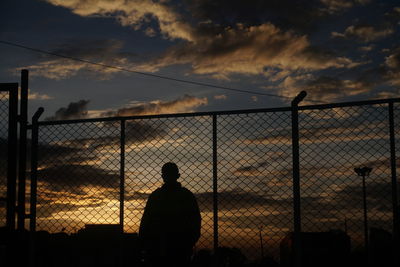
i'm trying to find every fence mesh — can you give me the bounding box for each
[32,101,399,261]
[299,104,394,251]
[0,92,9,227]
[217,111,293,259]
[36,121,121,233]
[395,102,400,227]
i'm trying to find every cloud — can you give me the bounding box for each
[383,47,400,86]
[214,95,227,100]
[35,2,360,81]
[37,140,90,166]
[212,169,394,231]
[242,109,390,146]
[45,100,90,120]
[44,0,368,41]
[332,25,394,42]
[139,23,358,78]
[45,0,194,41]
[233,162,268,177]
[46,95,207,122]
[357,46,400,88]
[186,0,327,34]
[0,136,93,171]
[104,95,208,116]
[20,39,134,80]
[334,181,395,213]
[385,48,400,69]
[278,75,370,103]
[358,45,375,52]
[37,164,120,193]
[374,91,399,99]
[40,95,208,171]
[195,189,293,213]
[29,92,54,100]
[320,0,371,14]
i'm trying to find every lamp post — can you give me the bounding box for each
[354,166,372,260]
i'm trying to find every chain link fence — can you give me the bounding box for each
[0,91,9,227]
[298,103,397,251]
[31,100,399,261]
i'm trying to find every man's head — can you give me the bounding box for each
[161,162,180,183]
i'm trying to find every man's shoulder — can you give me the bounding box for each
[180,186,193,193]
[179,186,196,198]
[148,187,163,198]
[149,184,195,198]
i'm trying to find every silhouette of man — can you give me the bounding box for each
[139,162,201,267]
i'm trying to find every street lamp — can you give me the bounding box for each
[354,166,372,259]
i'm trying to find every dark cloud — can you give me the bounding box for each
[185,0,325,34]
[37,202,82,218]
[23,39,139,80]
[37,141,86,163]
[1,136,92,181]
[125,191,150,201]
[37,164,120,193]
[185,0,371,34]
[385,6,400,24]
[320,0,371,14]
[214,179,393,231]
[35,190,114,218]
[65,120,168,149]
[330,2,399,44]
[125,121,168,144]
[279,74,371,104]
[121,188,293,213]
[49,39,133,60]
[45,100,90,121]
[355,46,400,89]
[234,162,268,176]
[195,189,293,213]
[244,111,386,145]
[304,75,369,97]
[331,24,394,42]
[142,22,357,79]
[335,181,394,212]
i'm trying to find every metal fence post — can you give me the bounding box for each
[6,83,18,231]
[119,119,126,267]
[388,102,399,265]
[212,114,219,255]
[120,119,125,230]
[291,91,307,267]
[17,69,29,230]
[29,107,44,232]
[28,107,43,267]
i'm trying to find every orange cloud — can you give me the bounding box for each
[107,95,208,116]
[45,0,194,41]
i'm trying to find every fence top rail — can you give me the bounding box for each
[298,97,400,110]
[36,97,400,126]
[36,106,293,126]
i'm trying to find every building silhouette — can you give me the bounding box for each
[280,230,351,267]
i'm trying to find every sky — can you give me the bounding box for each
[0,0,399,261]
[0,0,399,119]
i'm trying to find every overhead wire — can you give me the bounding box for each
[0,40,324,104]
